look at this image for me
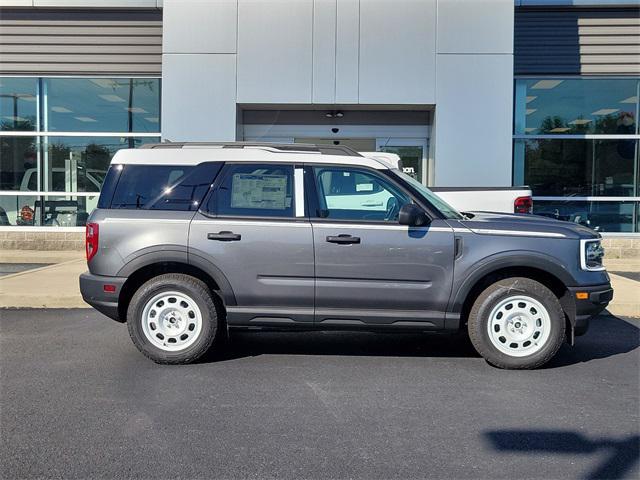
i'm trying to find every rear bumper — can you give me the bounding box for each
[568,283,613,336]
[79,271,127,322]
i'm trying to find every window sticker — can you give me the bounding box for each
[230,174,289,210]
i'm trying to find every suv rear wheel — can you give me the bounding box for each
[127,274,220,364]
[468,277,565,369]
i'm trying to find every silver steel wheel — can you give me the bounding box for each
[486,295,551,358]
[140,291,203,352]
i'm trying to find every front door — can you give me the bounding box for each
[189,163,315,326]
[309,164,455,329]
[376,138,429,185]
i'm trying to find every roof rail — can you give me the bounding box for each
[139,141,363,157]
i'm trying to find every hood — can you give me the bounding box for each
[458,211,600,240]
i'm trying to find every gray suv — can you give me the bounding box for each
[80,143,613,369]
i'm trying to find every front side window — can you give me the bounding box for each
[313,166,410,222]
[207,164,295,218]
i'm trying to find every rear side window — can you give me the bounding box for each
[108,162,222,211]
[206,164,294,218]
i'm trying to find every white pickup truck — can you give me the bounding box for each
[0,168,103,226]
[361,152,533,215]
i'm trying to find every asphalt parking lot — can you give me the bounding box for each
[1,310,638,480]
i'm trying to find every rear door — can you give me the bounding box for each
[189,163,315,326]
[308,164,455,329]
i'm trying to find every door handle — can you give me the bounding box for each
[207,231,242,242]
[361,201,383,207]
[326,234,361,245]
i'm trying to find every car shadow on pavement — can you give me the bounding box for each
[211,330,479,362]
[546,315,639,369]
[203,315,639,366]
[484,430,640,480]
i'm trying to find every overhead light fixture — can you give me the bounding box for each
[531,80,563,90]
[591,108,619,116]
[4,115,27,122]
[74,116,97,122]
[526,96,537,103]
[125,107,147,113]
[526,108,537,115]
[17,94,36,102]
[335,111,344,118]
[51,106,72,113]
[620,96,638,104]
[524,127,537,133]
[99,94,125,103]
[569,119,591,125]
[90,79,117,89]
[548,127,570,133]
[325,112,333,118]
[144,117,159,123]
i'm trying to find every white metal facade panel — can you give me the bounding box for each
[335,0,359,103]
[358,0,436,104]
[237,0,313,103]
[163,0,237,54]
[435,54,513,187]
[162,54,237,141]
[437,0,514,54]
[312,0,337,103]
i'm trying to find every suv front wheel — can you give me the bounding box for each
[127,273,220,364]
[468,277,565,369]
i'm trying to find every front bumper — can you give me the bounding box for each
[79,271,127,322]
[568,282,613,336]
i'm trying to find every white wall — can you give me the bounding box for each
[434,0,514,186]
[162,0,238,141]
[237,0,313,103]
[358,0,436,104]
[162,54,237,141]
[161,0,515,186]
[434,54,514,186]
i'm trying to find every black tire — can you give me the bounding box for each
[468,277,565,369]
[127,273,220,364]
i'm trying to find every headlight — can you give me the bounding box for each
[580,239,605,271]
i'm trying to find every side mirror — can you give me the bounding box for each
[398,203,430,226]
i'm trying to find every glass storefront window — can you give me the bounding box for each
[379,145,425,182]
[0,76,161,228]
[0,136,39,191]
[45,78,160,133]
[533,200,639,233]
[515,78,639,135]
[0,78,38,131]
[514,138,638,197]
[0,194,98,227]
[44,136,156,192]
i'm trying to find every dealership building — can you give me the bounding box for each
[0,0,639,253]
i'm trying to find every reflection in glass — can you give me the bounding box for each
[0,136,38,191]
[533,200,639,233]
[515,78,639,135]
[45,78,160,133]
[0,77,38,131]
[514,139,638,197]
[0,194,98,226]
[45,136,156,192]
[379,145,424,182]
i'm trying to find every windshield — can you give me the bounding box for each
[391,169,463,220]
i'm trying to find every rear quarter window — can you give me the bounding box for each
[105,162,222,211]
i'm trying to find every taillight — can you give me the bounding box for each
[514,196,533,214]
[86,222,99,262]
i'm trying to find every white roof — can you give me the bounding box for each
[111,145,389,170]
